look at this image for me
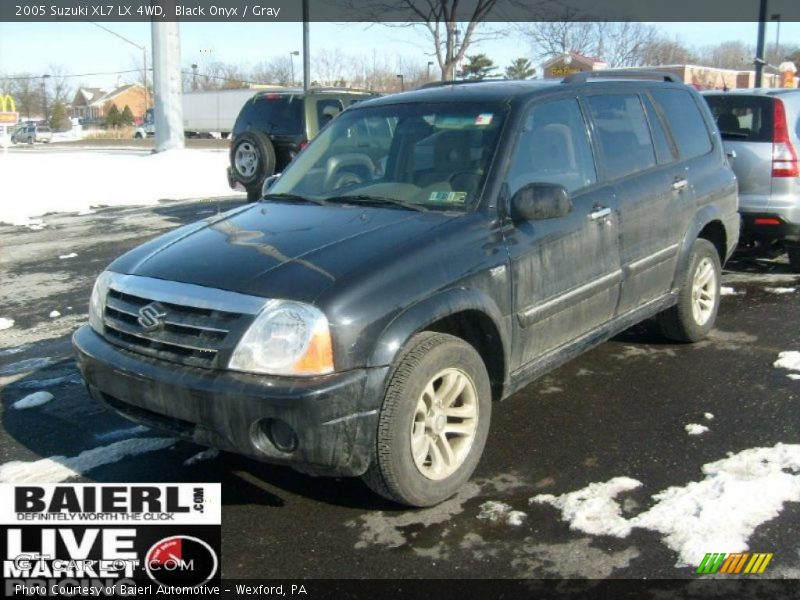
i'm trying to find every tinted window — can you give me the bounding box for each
[703,94,774,142]
[507,98,597,195]
[236,95,304,135]
[642,95,677,164]
[652,89,712,157]
[586,94,656,179]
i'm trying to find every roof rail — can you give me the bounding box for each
[419,78,507,89]
[562,70,682,84]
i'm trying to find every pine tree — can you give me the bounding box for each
[120,105,135,126]
[49,101,71,131]
[105,104,121,128]
[505,58,536,80]
[458,54,497,80]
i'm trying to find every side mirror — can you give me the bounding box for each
[511,183,572,221]
[261,173,282,196]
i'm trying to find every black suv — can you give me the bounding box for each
[227,88,378,201]
[75,73,739,506]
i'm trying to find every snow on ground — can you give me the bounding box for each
[532,443,800,567]
[704,412,714,421]
[0,318,14,330]
[58,252,78,259]
[12,391,54,410]
[477,501,527,526]
[183,448,220,467]
[774,351,800,378]
[1,149,242,226]
[720,286,742,296]
[765,287,797,294]
[685,423,709,435]
[0,437,176,483]
[49,310,61,318]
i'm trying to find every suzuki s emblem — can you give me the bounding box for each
[138,302,167,331]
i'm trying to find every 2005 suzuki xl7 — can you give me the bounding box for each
[74,72,739,506]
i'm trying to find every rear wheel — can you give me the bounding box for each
[787,246,800,274]
[658,239,721,342]
[363,332,491,507]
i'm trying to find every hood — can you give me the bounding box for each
[109,201,454,302]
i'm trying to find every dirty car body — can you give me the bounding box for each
[75,77,739,505]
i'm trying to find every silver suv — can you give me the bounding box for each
[704,89,800,271]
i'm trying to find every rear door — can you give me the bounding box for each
[504,96,621,367]
[584,91,689,313]
[703,93,774,213]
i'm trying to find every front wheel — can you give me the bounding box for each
[362,332,491,507]
[658,238,721,342]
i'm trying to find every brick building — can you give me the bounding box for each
[71,83,150,122]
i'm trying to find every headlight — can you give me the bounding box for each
[88,271,113,333]
[228,300,334,376]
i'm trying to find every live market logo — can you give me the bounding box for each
[0,483,221,597]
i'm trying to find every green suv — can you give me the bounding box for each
[227,88,378,201]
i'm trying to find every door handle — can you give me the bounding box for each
[672,178,689,191]
[589,207,612,220]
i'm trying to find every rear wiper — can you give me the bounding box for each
[262,193,328,206]
[325,194,428,212]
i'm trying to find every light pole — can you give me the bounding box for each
[191,63,198,91]
[771,14,781,59]
[396,74,404,91]
[41,74,50,123]
[289,50,299,86]
[89,23,149,115]
[427,61,434,81]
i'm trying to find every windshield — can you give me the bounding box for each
[269,101,508,211]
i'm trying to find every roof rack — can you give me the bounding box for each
[562,70,682,84]
[419,78,507,89]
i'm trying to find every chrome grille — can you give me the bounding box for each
[101,275,263,369]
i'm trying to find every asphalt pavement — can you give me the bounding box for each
[0,198,798,580]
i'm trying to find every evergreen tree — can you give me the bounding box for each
[505,58,536,80]
[105,104,121,128]
[49,101,71,131]
[120,105,135,126]
[459,54,497,80]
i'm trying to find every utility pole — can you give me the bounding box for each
[755,0,768,88]
[41,74,50,123]
[151,20,184,151]
[302,0,310,91]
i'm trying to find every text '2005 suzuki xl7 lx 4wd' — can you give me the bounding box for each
[74,73,739,507]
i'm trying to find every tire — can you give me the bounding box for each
[363,332,491,507]
[658,239,721,343]
[787,246,800,274]
[229,131,276,190]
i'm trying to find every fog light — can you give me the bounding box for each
[251,418,297,454]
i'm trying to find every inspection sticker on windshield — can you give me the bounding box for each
[474,113,494,126]
[429,191,467,204]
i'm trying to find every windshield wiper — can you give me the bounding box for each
[324,194,428,212]
[263,193,328,206]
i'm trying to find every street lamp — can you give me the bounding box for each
[396,74,404,91]
[427,61,434,81]
[89,23,149,115]
[41,74,50,123]
[191,63,199,91]
[289,50,300,86]
[771,14,781,59]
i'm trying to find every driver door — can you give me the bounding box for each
[503,97,622,370]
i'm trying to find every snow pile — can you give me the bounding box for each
[719,286,742,296]
[685,424,709,436]
[13,391,54,410]
[183,448,219,466]
[532,444,800,566]
[0,149,242,226]
[0,318,14,330]
[764,287,796,294]
[704,413,714,420]
[0,437,176,483]
[59,252,78,259]
[774,351,800,379]
[477,500,527,526]
[49,310,61,318]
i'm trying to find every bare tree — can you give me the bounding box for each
[701,41,752,70]
[252,56,294,86]
[639,37,697,66]
[6,74,39,119]
[522,20,658,67]
[348,0,503,80]
[47,64,72,105]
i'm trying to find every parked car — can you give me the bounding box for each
[703,89,800,271]
[227,88,379,201]
[74,73,739,506]
[11,124,52,144]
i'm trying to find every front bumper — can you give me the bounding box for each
[73,325,388,477]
